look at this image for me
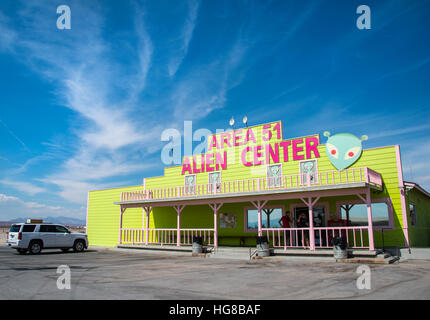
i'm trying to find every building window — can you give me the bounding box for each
[245,207,284,232]
[339,201,392,229]
[299,160,318,185]
[184,175,196,195]
[409,203,417,226]
[208,172,221,193]
[267,164,282,187]
[293,206,326,227]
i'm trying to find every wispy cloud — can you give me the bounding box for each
[0,11,17,51]
[126,2,154,102]
[0,180,46,196]
[168,0,200,77]
[0,193,61,211]
[0,193,73,220]
[369,123,430,140]
[170,38,248,122]
[0,2,158,205]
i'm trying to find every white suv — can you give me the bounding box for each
[6,223,88,254]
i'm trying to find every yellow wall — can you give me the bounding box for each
[87,185,150,247]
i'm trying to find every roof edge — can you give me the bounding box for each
[404,181,430,199]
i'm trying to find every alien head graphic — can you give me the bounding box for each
[324,132,368,170]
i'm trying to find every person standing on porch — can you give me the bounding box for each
[279,211,291,246]
[297,213,310,248]
[278,211,291,228]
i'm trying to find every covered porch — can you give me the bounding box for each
[115,167,383,251]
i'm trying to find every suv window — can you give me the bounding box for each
[39,225,56,232]
[22,225,36,232]
[55,225,69,233]
[9,225,21,232]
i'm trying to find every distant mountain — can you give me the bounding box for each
[5,216,86,226]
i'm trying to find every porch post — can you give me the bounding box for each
[119,206,125,244]
[300,197,320,251]
[209,203,223,248]
[308,197,315,250]
[365,189,375,251]
[144,206,151,245]
[177,208,181,247]
[357,190,375,251]
[251,200,268,237]
[173,205,185,247]
[214,207,218,248]
[257,205,263,237]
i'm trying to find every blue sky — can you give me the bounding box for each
[0,0,429,221]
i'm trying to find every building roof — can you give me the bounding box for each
[404,181,430,198]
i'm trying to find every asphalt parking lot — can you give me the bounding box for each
[0,245,429,300]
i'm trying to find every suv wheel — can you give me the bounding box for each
[73,240,85,253]
[28,240,42,254]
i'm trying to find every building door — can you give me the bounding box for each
[293,206,326,246]
[208,172,221,193]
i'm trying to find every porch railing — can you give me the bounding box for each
[120,167,382,202]
[120,228,215,246]
[263,226,370,250]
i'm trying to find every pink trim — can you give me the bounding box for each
[395,145,409,247]
[263,226,369,250]
[367,168,383,187]
[120,228,216,246]
[335,197,395,231]
[120,187,370,209]
[121,167,382,202]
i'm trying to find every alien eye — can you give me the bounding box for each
[344,146,361,160]
[326,143,339,159]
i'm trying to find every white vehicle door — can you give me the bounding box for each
[38,225,57,247]
[54,225,73,247]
